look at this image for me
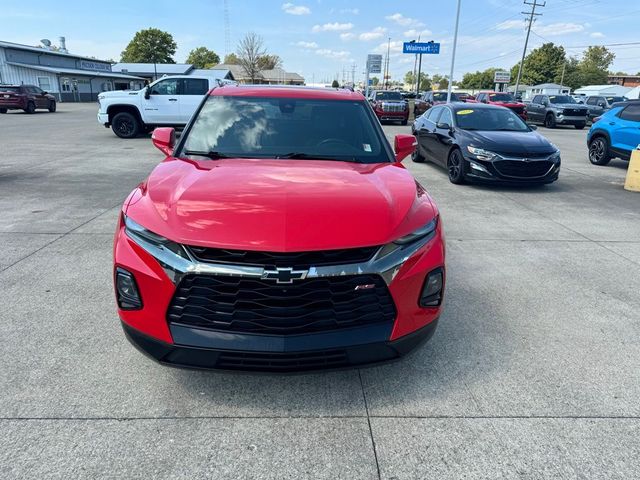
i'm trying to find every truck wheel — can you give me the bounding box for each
[25,102,36,114]
[112,112,140,139]
[544,113,556,128]
[48,100,56,113]
[588,136,611,166]
[574,122,586,130]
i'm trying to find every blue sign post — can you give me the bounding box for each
[404,42,440,96]
[402,42,440,54]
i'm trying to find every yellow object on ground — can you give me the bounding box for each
[624,148,640,192]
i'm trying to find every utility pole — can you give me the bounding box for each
[384,37,391,90]
[446,0,462,103]
[559,61,566,88]
[514,0,545,99]
[351,63,356,86]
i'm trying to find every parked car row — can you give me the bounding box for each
[587,100,640,166]
[0,84,57,113]
[525,95,589,129]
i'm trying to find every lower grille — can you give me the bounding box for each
[168,274,396,335]
[494,160,554,178]
[216,349,349,372]
[563,108,585,116]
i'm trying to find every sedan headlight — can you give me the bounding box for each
[466,146,497,160]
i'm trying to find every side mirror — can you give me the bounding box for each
[542,100,549,106]
[42,91,48,95]
[528,124,538,130]
[144,86,151,100]
[482,99,488,103]
[436,122,451,130]
[152,127,175,156]
[394,134,417,162]
[598,102,606,108]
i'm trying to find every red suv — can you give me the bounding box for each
[0,85,56,114]
[368,90,410,125]
[473,92,526,121]
[114,86,445,372]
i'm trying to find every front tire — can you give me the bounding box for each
[48,100,56,113]
[111,112,140,139]
[544,113,556,128]
[574,122,585,130]
[588,136,611,166]
[447,148,466,184]
[25,102,36,114]
[0,108,6,114]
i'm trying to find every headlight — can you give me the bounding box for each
[466,146,496,160]
[123,215,187,258]
[394,217,438,245]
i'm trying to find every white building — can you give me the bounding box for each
[523,83,571,100]
[0,39,144,102]
[573,84,632,97]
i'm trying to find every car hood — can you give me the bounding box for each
[464,130,556,156]
[491,101,525,108]
[125,158,436,251]
[99,89,142,99]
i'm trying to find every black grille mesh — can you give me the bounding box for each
[168,274,396,335]
[494,160,554,178]
[187,246,379,268]
[216,350,349,372]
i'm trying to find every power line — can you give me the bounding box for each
[514,0,545,96]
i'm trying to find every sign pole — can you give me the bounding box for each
[365,63,370,98]
[446,0,462,103]
[416,54,422,96]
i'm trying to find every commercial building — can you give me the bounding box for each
[608,74,640,88]
[0,39,144,102]
[209,64,304,85]
[111,63,233,83]
[522,83,571,100]
[573,84,631,97]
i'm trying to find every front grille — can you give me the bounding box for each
[168,274,396,335]
[563,108,585,116]
[187,246,379,268]
[382,103,405,112]
[493,160,554,178]
[216,349,349,372]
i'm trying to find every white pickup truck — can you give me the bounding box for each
[97,76,223,138]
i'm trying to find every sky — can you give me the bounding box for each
[2,0,639,84]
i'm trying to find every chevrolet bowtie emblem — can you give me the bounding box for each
[262,267,308,284]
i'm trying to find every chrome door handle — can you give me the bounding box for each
[169,98,178,102]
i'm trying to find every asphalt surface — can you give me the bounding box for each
[1,103,639,479]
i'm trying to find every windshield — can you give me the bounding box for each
[180,96,391,163]
[376,91,403,101]
[432,92,460,102]
[549,95,575,104]
[488,93,515,102]
[454,107,530,132]
[0,86,20,93]
[606,96,626,103]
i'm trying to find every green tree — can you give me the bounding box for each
[224,53,241,64]
[510,42,566,86]
[404,71,415,85]
[121,28,177,64]
[257,54,283,70]
[403,71,430,90]
[186,47,220,68]
[371,77,379,86]
[331,79,340,88]
[237,32,266,83]
[459,68,501,89]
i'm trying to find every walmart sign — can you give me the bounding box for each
[402,42,440,54]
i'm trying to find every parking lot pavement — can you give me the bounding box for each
[1,104,639,479]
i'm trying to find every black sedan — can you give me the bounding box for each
[411,103,561,185]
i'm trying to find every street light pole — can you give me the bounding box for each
[446,0,462,103]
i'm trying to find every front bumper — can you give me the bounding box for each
[97,112,109,126]
[114,214,445,371]
[463,154,560,184]
[555,115,587,125]
[374,110,409,122]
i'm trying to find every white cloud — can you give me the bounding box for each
[385,13,424,27]
[590,31,605,38]
[294,41,318,48]
[359,27,387,41]
[312,22,354,32]
[341,8,359,14]
[340,32,356,41]
[496,19,524,30]
[315,48,351,60]
[282,3,311,15]
[535,22,585,36]
[403,28,433,39]
[373,40,405,54]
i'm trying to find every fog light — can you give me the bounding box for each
[115,267,142,310]
[420,267,444,307]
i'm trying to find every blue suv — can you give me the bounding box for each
[587,100,640,165]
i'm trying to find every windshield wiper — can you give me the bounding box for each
[183,150,230,159]
[276,152,358,162]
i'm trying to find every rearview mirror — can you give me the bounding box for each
[144,86,151,100]
[436,122,451,130]
[152,127,175,156]
[394,134,417,162]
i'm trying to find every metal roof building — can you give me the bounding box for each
[0,39,144,102]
